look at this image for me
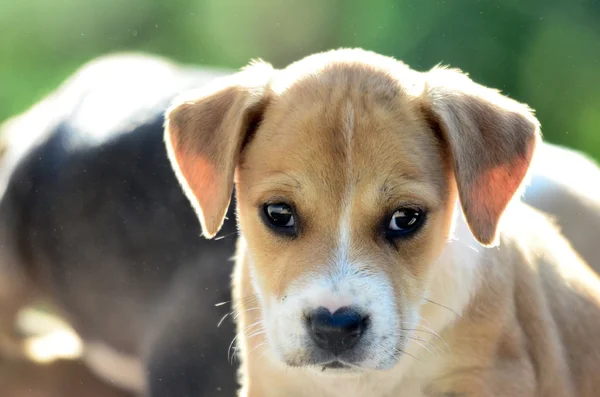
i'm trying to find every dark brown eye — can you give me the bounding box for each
[262,203,297,237]
[386,208,425,238]
[265,203,294,227]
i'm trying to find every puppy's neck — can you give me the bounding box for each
[421,200,484,333]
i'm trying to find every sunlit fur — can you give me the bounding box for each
[166,49,600,397]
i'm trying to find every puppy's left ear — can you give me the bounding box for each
[422,67,541,246]
[165,61,273,238]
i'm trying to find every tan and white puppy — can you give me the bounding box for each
[165,49,600,396]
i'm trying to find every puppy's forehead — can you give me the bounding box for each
[241,61,445,202]
[269,49,423,98]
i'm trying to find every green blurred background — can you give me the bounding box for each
[1,0,599,160]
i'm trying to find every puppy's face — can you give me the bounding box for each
[165,50,539,373]
[236,67,453,370]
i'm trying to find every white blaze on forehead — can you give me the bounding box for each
[342,100,355,146]
[336,101,355,280]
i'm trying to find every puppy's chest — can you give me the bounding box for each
[320,382,425,397]
[278,354,454,397]
[288,372,431,397]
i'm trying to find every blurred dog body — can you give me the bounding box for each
[525,143,600,266]
[0,54,239,396]
[0,53,599,396]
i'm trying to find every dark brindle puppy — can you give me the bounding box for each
[0,53,598,397]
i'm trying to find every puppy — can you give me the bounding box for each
[0,53,239,396]
[166,49,600,396]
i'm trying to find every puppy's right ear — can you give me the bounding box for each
[165,61,273,238]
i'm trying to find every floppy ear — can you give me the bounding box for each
[164,61,273,238]
[422,67,541,246]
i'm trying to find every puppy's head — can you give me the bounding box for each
[165,49,539,372]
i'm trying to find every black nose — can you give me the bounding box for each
[307,307,368,354]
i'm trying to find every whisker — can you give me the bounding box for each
[233,307,261,320]
[416,315,432,327]
[217,312,230,327]
[227,317,267,363]
[217,303,261,327]
[408,335,447,357]
[255,342,272,364]
[399,322,449,349]
[248,340,270,356]
[401,328,449,350]
[244,319,264,332]
[247,330,267,340]
[214,231,238,240]
[216,294,260,325]
[423,298,464,319]
[447,235,480,253]
[219,294,260,306]
[407,337,435,357]
[395,348,423,362]
[240,294,261,305]
[228,334,241,364]
[399,321,441,337]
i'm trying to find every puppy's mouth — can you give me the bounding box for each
[321,360,350,370]
[314,360,362,375]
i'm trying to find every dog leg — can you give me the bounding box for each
[0,257,32,357]
[82,341,145,394]
[0,189,36,357]
[0,247,35,358]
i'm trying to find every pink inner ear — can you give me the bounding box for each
[467,154,531,244]
[179,153,219,209]
[172,141,222,236]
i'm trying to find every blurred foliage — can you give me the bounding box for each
[1,0,599,159]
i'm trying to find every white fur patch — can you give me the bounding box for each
[423,200,483,327]
[334,100,355,285]
[264,265,400,369]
